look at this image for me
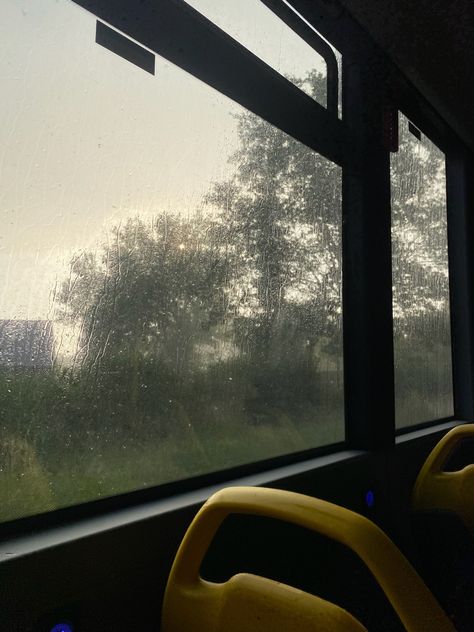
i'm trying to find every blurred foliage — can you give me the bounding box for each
[0,75,452,522]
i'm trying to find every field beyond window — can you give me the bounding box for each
[0,0,343,523]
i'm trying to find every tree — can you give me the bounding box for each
[60,214,230,370]
[390,115,453,423]
[391,117,450,340]
[55,72,343,427]
[206,70,343,384]
[56,71,450,430]
[58,213,231,429]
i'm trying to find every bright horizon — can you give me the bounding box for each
[0,0,328,322]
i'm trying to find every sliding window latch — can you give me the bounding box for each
[383,106,399,152]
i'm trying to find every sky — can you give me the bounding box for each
[0,0,328,323]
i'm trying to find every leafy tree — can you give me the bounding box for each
[56,71,450,429]
[206,70,342,380]
[59,214,229,371]
[391,117,450,340]
[57,70,344,422]
[58,213,231,428]
[390,116,452,423]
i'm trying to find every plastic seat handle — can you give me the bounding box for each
[413,423,474,534]
[162,486,454,632]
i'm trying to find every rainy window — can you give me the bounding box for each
[0,0,343,523]
[183,0,340,111]
[391,113,454,428]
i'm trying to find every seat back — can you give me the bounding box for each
[162,487,455,632]
[413,423,474,534]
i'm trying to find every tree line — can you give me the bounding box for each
[0,72,452,521]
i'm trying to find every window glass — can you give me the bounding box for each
[391,113,453,427]
[0,0,343,523]
[183,0,338,110]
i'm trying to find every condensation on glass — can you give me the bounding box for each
[391,113,453,427]
[0,0,343,524]
[183,0,340,112]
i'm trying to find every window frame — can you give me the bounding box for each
[390,110,456,431]
[391,81,474,431]
[75,0,347,162]
[0,0,349,534]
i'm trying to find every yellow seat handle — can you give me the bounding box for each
[163,487,454,632]
[413,423,474,534]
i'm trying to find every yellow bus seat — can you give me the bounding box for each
[162,486,455,632]
[413,424,474,534]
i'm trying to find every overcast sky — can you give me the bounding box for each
[0,0,326,321]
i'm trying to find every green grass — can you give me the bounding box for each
[0,358,344,523]
[0,435,55,519]
[0,406,342,524]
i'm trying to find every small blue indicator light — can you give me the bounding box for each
[50,624,73,632]
[365,490,375,508]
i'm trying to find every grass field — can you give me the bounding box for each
[0,404,343,524]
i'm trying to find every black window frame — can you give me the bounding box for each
[390,79,474,432]
[390,109,456,432]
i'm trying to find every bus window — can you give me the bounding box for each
[391,112,454,428]
[0,0,343,524]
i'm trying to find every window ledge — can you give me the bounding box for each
[0,448,364,562]
[395,419,465,444]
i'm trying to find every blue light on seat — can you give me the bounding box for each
[50,624,73,632]
[365,490,375,508]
